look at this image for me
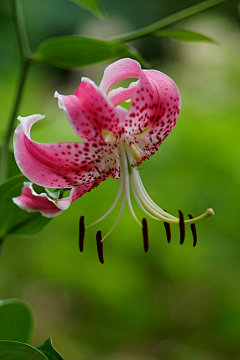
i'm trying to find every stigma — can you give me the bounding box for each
[80,142,214,263]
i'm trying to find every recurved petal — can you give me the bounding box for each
[14,115,117,189]
[99,58,141,94]
[124,69,157,136]
[55,77,123,142]
[48,182,103,211]
[108,81,138,107]
[12,182,63,218]
[127,69,181,162]
[12,180,104,218]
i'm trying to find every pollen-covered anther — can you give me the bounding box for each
[188,214,197,247]
[178,210,185,245]
[96,230,104,264]
[142,218,149,252]
[79,215,85,252]
[163,222,171,243]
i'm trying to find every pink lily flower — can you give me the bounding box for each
[13,58,213,261]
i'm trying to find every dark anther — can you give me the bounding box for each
[163,222,171,243]
[142,218,149,252]
[188,214,197,247]
[79,216,85,252]
[178,210,185,245]
[163,209,171,243]
[96,231,104,264]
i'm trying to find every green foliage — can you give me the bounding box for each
[153,29,216,43]
[0,341,47,360]
[0,301,64,359]
[0,176,51,240]
[0,300,33,343]
[68,0,104,19]
[37,338,64,360]
[108,0,228,42]
[34,36,143,69]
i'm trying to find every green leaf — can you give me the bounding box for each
[0,175,51,240]
[34,36,139,69]
[68,0,105,19]
[153,29,216,43]
[37,338,64,360]
[0,340,47,360]
[0,300,33,343]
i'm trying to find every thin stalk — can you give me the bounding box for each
[10,0,31,59]
[107,0,228,43]
[0,60,30,183]
[0,0,32,183]
[0,237,3,266]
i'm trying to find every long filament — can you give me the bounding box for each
[86,169,124,229]
[119,143,142,227]
[125,144,178,221]
[101,181,127,241]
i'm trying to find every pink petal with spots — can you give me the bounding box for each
[108,81,138,107]
[126,69,181,162]
[12,182,63,218]
[100,58,141,94]
[55,77,123,142]
[13,180,105,218]
[124,69,157,136]
[14,115,117,189]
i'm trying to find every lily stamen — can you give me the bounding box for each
[96,231,104,264]
[188,214,197,247]
[179,210,185,245]
[163,221,171,243]
[79,215,85,252]
[142,218,149,252]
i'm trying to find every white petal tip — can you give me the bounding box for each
[17,114,45,123]
[54,91,66,111]
[81,77,93,84]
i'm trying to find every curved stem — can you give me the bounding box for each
[107,0,228,43]
[0,0,32,183]
[0,60,30,183]
[10,0,31,59]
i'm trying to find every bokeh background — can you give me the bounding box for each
[0,0,240,359]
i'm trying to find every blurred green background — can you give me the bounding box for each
[0,0,240,359]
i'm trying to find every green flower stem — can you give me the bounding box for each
[0,237,3,265]
[0,60,30,183]
[10,0,31,59]
[0,0,32,183]
[107,0,229,43]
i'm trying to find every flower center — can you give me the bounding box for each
[80,142,214,263]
